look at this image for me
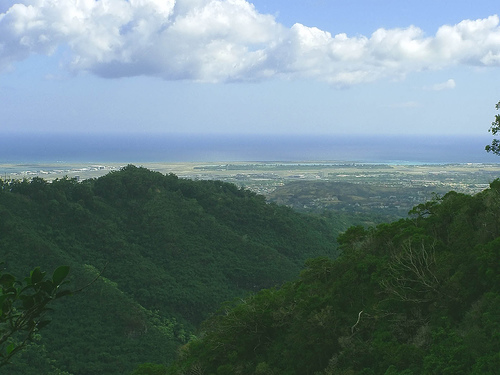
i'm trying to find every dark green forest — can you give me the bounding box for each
[2,165,500,374]
[166,181,500,375]
[0,165,343,374]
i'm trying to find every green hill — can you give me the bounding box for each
[0,165,341,374]
[166,180,500,375]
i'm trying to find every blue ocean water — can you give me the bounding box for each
[0,133,499,164]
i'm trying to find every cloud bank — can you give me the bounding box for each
[1,0,500,86]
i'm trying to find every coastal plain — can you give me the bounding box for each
[3,161,500,190]
[3,161,500,216]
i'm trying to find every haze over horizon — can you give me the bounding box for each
[1,0,500,137]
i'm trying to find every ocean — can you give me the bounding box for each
[0,133,499,165]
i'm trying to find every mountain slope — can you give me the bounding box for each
[166,180,500,375]
[0,165,340,374]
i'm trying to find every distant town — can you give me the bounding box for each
[3,161,500,216]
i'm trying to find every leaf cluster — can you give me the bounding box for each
[0,265,70,367]
[485,101,500,155]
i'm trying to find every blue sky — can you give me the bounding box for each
[1,0,499,136]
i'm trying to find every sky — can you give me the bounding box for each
[1,0,500,136]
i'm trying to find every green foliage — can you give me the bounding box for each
[167,182,500,374]
[7,165,500,374]
[0,265,71,367]
[0,166,339,374]
[485,100,500,155]
[337,225,369,253]
[130,363,168,375]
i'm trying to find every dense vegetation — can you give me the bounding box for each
[3,164,500,374]
[0,165,341,374]
[166,180,500,375]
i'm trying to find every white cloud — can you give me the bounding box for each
[425,79,456,91]
[1,1,500,86]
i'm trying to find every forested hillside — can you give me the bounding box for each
[4,165,500,375]
[0,165,341,374]
[166,181,500,375]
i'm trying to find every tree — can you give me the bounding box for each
[485,101,500,155]
[129,363,168,375]
[0,265,71,367]
[381,239,440,303]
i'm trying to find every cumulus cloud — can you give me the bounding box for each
[1,0,500,86]
[425,79,456,91]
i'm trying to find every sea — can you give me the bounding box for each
[0,133,499,165]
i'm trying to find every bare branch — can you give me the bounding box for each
[72,262,109,294]
[382,240,440,303]
[351,310,364,334]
